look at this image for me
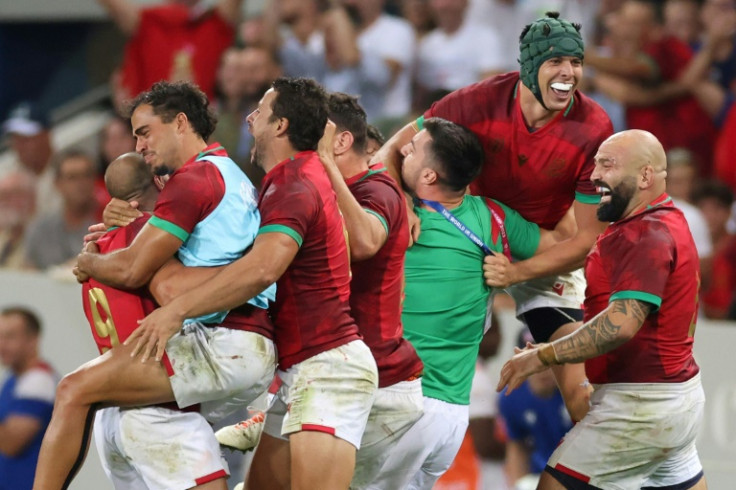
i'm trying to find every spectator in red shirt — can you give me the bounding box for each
[98,0,244,100]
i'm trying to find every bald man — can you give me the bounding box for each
[497,130,707,490]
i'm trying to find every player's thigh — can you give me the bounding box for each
[353,378,424,488]
[246,432,291,490]
[290,430,356,490]
[59,342,173,407]
[167,325,276,416]
[118,407,229,490]
[279,340,378,448]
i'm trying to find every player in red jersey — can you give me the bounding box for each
[373,12,613,422]
[319,93,424,487]
[497,130,706,490]
[34,82,276,490]
[84,153,233,489]
[128,78,378,490]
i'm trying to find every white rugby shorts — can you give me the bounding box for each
[508,268,586,316]
[165,323,276,423]
[94,406,228,490]
[366,396,469,490]
[351,377,424,489]
[262,340,378,449]
[547,373,705,489]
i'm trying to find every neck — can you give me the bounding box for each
[337,152,369,180]
[440,15,464,34]
[621,187,666,220]
[292,14,318,44]
[518,83,559,129]
[64,200,95,226]
[14,354,38,376]
[360,8,381,30]
[417,187,464,210]
[178,137,210,170]
[262,142,304,174]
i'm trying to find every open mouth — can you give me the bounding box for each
[550,82,573,98]
[597,184,612,203]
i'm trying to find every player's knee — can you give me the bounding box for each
[55,371,93,408]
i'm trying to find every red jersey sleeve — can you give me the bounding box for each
[603,218,675,309]
[259,172,319,246]
[351,173,404,235]
[151,163,223,239]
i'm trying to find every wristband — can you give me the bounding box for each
[537,343,559,366]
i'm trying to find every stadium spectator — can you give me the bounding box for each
[98,0,244,100]
[498,129,707,490]
[94,115,136,212]
[0,171,36,269]
[340,0,416,126]
[586,0,717,174]
[663,0,702,47]
[714,101,736,191]
[692,179,736,319]
[131,77,378,490]
[375,12,611,423]
[0,307,58,490]
[498,329,573,490]
[34,81,277,490]
[210,45,281,187]
[399,0,436,40]
[414,0,504,110]
[24,150,100,271]
[666,148,713,262]
[1,102,60,218]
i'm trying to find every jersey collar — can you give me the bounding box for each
[344,163,387,186]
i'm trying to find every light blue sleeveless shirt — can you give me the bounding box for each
[151,150,276,324]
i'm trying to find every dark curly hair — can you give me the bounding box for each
[270,77,328,151]
[127,81,217,141]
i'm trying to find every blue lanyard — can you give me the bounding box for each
[420,199,495,256]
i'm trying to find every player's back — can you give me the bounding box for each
[424,72,613,228]
[347,166,423,388]
[82,216,156,353]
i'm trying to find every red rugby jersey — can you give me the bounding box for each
[423,72,613,229]
[82,216,156,354]
[583,194,700,384]
[258,151,361,369]
[120,4,234,99]
[347,164,423,387]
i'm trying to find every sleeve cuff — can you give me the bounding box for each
[610,290,662,311]
[363,208,389,235]
[148,215,189,242]
[258,224,303,247]
[575,191,601,204]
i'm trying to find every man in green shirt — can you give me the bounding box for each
[371,117,569,489]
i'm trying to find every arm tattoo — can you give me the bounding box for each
[552,299,652,364]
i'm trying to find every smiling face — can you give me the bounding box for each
[131,104,180,176]
[537,55,583,112]
[591,138,639,222]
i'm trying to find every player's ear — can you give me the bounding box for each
[334,131,354,156]
[421,167,438,185]
[639,165,654,188]
[274,117,289,137]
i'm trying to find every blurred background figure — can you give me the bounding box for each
[497,328,573,490]
[1,102,59,218]
[24,149,100,272]
[666,148,713,276]
[414,0,504,112]
[0,307,58,490]
[98,0,244,101]
[94,115,136,210]
[210,45,282,188]
[0,171,36,270]
[692,179,736,320]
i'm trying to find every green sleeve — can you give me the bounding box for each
[610,291,662,311]
[258,224,303,247]
[494,200,540,260]
[575,191,601,204]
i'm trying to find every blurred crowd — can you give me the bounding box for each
[0,1,734,487]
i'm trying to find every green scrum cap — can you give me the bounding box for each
[519,12,584,108]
